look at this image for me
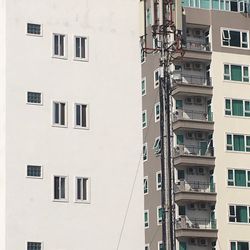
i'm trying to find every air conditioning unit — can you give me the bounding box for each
[198,238,208,246]
[198,203,207,210]
[194,96,202,105]
[195,132,204,140]
[188,203,196,210]
[193,29,203,37]
[185,97,193,104]
[184,62,192,70]
[188,238,197,245]
[193,63,203,71]
[186,132,194,139]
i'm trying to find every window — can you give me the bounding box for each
[177,169,185,180]
[142,110,147,128]
[142,78,146,96]
[27,23,41,36]
[224,64,249,82]
[158,242,164,250]
[75,177,90,202]
[153,137,161,154]
[144,210,149,228]
[177,134,184,145]
[176,100,183,109]
[53,33,66,58]
[54,176,67,201]
[27,242,42,250]
[141,36,146,63]
[53,101,67,127]
[143,143,148,161]
[75,104,88,129]
[156,171,162,190]
[144,176,148,194]
[229,205,250,223]
[179,205,186,215]
[154,68,160,88]
[230,241,249,250]
[157,206,163,225]
[226,133,250,152]
[74,36,88,61]
[227,169,250,187]
[145,244,150,250]
[155,102,160,122]
[221,29,248,48]
[27,92,42,105]
[27,165,42,178]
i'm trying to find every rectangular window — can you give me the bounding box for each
[157,206,163,225]
[158,242,164,250]
[144,176,148,194]
[226,133,250,152]
[156,171,162,190]
[27,92,42,105]
[227,169,250,187]
[142,78,146,96]
[27,242,42,250]
[153,137,161,154]
[155,102,160,122]
[75,104,88,129]
[145,244,150,250]
[75,36,88,61]
[27,165,42,178]
[229,205,249,223]
[76,177,90,202]
[53,34,66,58]
[222,29,249,49]
[53,101,67,127]
[142,110,147,128]
[143,143,148,161]
[230,241,249,250]
[27,23,41,36]
[225,98,250,117]
[144,210,149,228]
[154,68,160,88]
[54,176,67,201]
[224,64,249,83]
[177,134,184,145]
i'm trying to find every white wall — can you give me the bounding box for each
[4,0,144,249]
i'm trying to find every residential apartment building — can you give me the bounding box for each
[0,0,145,249]
[141,0,250,250]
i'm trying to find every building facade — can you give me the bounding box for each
[0,0,145,249]
[141,0,250,250]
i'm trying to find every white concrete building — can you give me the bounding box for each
[0,0,144,249]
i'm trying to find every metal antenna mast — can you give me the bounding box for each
[141,1,183,249]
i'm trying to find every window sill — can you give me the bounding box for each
[53,199,69,203]
[74,125,90,130]
[52,55,68,60]
[74,200,91,204]
[52,124,68,128]
[221,45,249,50]
[73,57,89,62]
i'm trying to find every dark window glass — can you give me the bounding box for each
[230,31,241,47]
[81,37,86,58]
[27,23,41,35]
[59,35,64,56]
[54,176,60,199]
[54,35,59,55]
[27,92,41,104]
[230,1,238,11]
[27,165,41,177]
[27,242,42,250]
[179,205,186,215]
[54,103,59,124]
[60,103,65,125]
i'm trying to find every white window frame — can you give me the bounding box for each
[53,175,68,202]
[226,133,250,152]
[74,103,89,129]
[144,176,149,195]
[227,168,250,187]
[142,110,147,129]
[155,102,160,122]
[225,97,250,117]
[74,35,89,61]
[143,143,148,162]
[228,203,250,224]
[154,68,160,88]
[26,165,43,179]
[26,91,43,105]
[142,77,146,96]
[157,206,163,225]
[75,176,91,203]
[158,241,163,250]
[26,241,43,250]
[230,241,250,250]
[221,28,249,49]
[144,210,149,228]
[223,63,249,82]
[153,137,161,154]
[145,243,150,250]
[26,23,43,37]
[52,101,67,128]
[156,171,162,191]
[52,33,67,59]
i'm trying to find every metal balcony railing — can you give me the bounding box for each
[175,181,216,193]
[172,73,212,86]
[176,217,217,230]
[174,144,214,157]
[185,40,211,52]
[173,109,213,122]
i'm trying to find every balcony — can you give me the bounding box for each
[173,109,214,132]
[176,217,217,238]
[175,181,216,203]
[172,74,212,97]
[173,144,215,167]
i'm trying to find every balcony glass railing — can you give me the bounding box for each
[174,144,214,157]
[175,181,216,193]
[185,40,211,52]
[176,217,217,230]
[173,109,213,122]
[172,73,212,86]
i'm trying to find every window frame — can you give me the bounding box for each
[144,176,149,195]
[223,64,249,83]
[155,102,160,122]
[230,241,250,250]
[144,210,149,228]
[142,110,147,129]
[26,241,43,250]
[26,165,43,179]
[154,68,160,88]
[153,136,161,154]
[156,171,162,191]
[226,133,250,152]
[227,168,250,187]
[52,101,67,128]
[26,23,42,37]
[52,33,67,59]
[145,243,150,250]
[74,103,89,129]
[221,28,249,49]
[74,35,89,62]
[228,204,250,224]
[75,176,91,203]
[53,175,68,202]
[26,91,43,105]
[142,77,147,96]
[157,206,163,225]
[143,143,148,162]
